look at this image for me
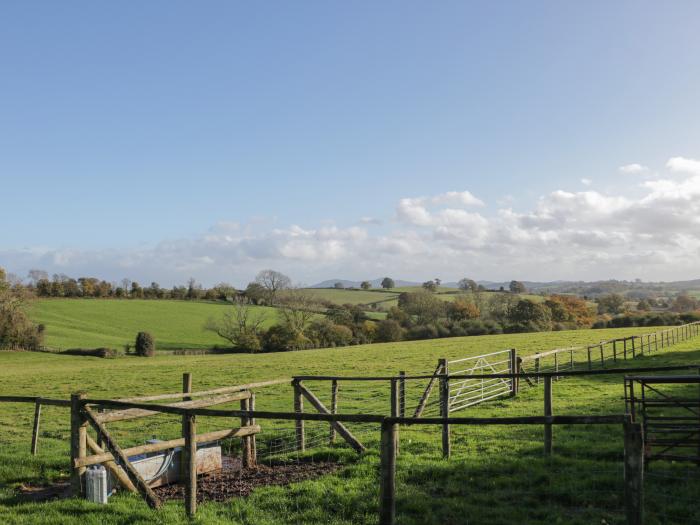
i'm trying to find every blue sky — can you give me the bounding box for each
[3,2,700,286]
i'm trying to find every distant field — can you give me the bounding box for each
[302,288,399,305]
[30,299,280,351]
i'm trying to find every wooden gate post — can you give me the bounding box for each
[379,420,397,525]
[398,371,406,418]
[544,376,553,456]
[31,400,42,455]
[330,380,338,445]
[70,392,88,496]
[240,396,252,468]
[439,358,450,459]
[293,380,305,451]
[390,378,400,455]
[183,411,197,518]
[509,349,518,395]
[623,421,644,525]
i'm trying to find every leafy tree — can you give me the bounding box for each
[135,331,155,356]
[458,278,478,292]
[543,295,595,328]
[507,299,552,332]
[636,299,652,311]
[277,289,319,335]
[509,280,527,294]
[381,277,395,289]
[447,297,480,321]
[0,281,45,350]
[398,290,445,324]
[27,269,48,285]
[333,281,344,289]
[130,281,143,299]
[670,293,699,313]
[422,280,438,292]
[360,281,371,290]
[375,319,404,342]
[244,282,267,305]
[262,324,311,352]
[186,278,202,300]
[596,293,626,314]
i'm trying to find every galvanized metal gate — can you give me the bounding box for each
[624,374,700,464]
[446,350,516,412]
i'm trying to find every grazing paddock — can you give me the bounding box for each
[1,325,699,524]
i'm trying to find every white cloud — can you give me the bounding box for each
[5,157,700,284]
[580,178,592,186]
[619,163,648,174]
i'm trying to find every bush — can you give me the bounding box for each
[135,331,156,357]
[406,324,439,340]
[308,318,354,348]
[62,347,120,358]
[236,332,262,353]
[375,319,404,342]
[261,324,312,352]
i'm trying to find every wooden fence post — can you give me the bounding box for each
[586,347,592,370]
[439,358,450,459]
[390,378,399,455]
[544,376,553,456]
[249,392,257,465]
[613,340,617,362]
[631,337,636,358]
[510,349,518,395]
[31,401,42,455]
[70,392,88,496]
[293,380,305,452]
[398,372,406,418]
[535,357,541,383]
[623,421,644,525]
[599,345,605,367]
[623,338,628,359]
[180,372,192,478]
[330,380,338,445]
[184,411,197,518]
[379,420,397,525]
[240,396,251,468]
[654,332,658,352]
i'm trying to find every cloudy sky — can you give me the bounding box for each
[2,2,700,286]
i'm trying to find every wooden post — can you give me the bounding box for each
[390,378,399,455]
[554,352,559,381]
[249,392,257,465]
[631,337,636,358]
[85,434,137,493]
[569,349,574,371]
[613,340,617,362]
[398,371,406,418]
[587,347,592,370]
[654,332,658,352]
[31,401,42,455]
[70,392,88,496]
[535,357,541,383]
[240,396,251,468]
[439,358,450,459]
[180,372,192,479]
[81,406,161,508]
[623,338,628,359]
[544,376,553,456]
[623,421,644,525]
[379,420,397,525]
[183,411,197,518]
[510,349,518,395]
[293,380,305,452]
[599,345,605,367]
[330,380,338,445]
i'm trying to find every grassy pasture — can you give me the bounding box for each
[2,326,699,523]
[30,299,280,351]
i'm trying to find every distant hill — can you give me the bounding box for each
[310,278,421,289]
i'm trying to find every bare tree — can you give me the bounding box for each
[204,297,266,351]
[277,288,319,334]
[27,269,48,285]
[255,269,291,305]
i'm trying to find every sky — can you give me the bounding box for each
[2,1,700,287]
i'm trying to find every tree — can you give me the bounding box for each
[130,281,143,299]
[422,280,438,292]
[333,281,344,289]
[381,277,395,289]
[434,278,442,287]
[255,269,292,305]
[458,278,478,292]
[360,281,371,290]
[135,331,155,357]
[670,293,699,313]
[277,289,319,335]
[507,299,552,332]
[0,278,45,350]
[27,269,48,285]
[636,299,652,311]
[544,295,595,328]
[509,280,527,294]
[597,293,626,315]
[375,319,404,342]
[398,290,445,324]
[447,298,480,321]
[244,282,267,305]
[186,278,202,300]
[204,298,265,352]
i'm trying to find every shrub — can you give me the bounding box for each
[62,347,119,358]
[308,318,354,348]
[375,319,404,343]
[406,324,439,340]
[135,331,156,357]
[262,324,312,352]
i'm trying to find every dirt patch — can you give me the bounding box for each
[154,459,342,503]
[16,482,70,502]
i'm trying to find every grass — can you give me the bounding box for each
[30,299,280,351]
[1,326,699,523]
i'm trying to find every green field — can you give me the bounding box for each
[1,325,699,524]
[30,299,280,351]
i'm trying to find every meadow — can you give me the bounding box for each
[1,325,699,524]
